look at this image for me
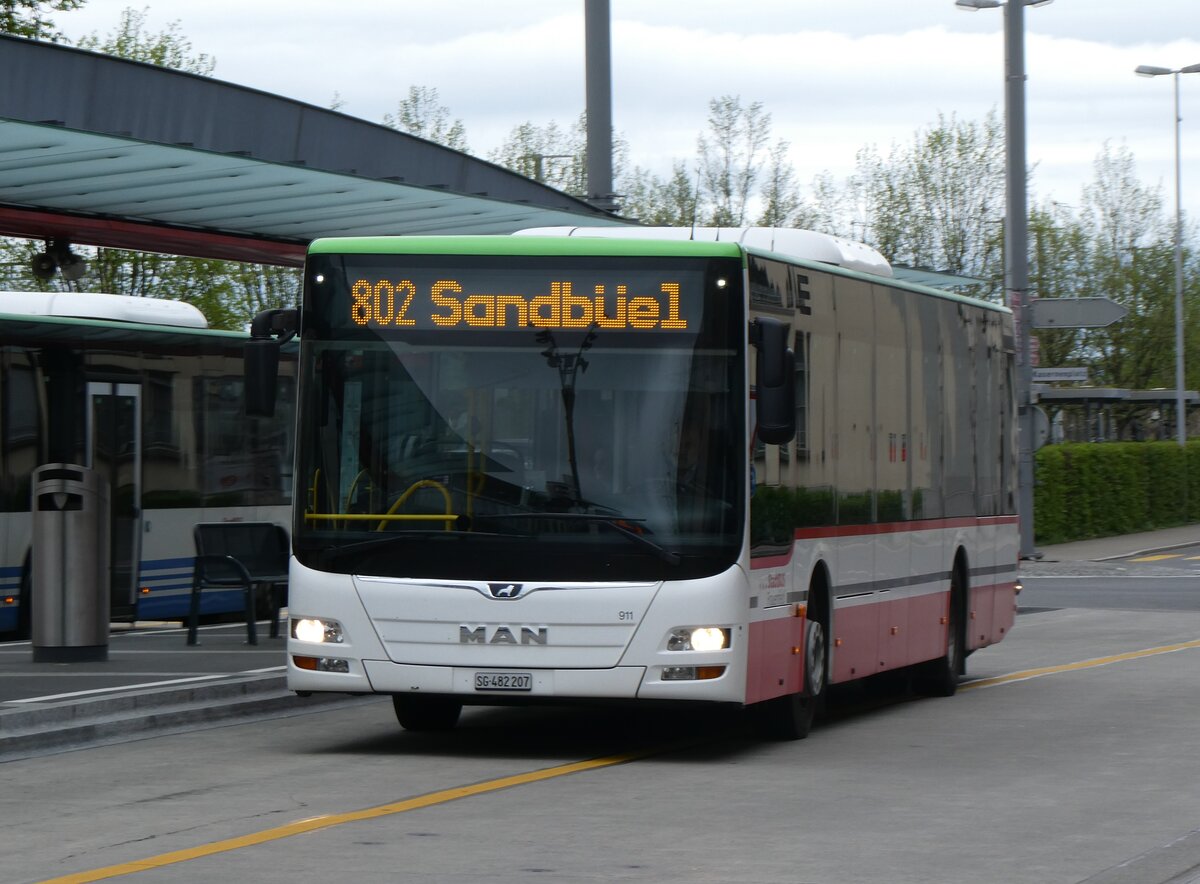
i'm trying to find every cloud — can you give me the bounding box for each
[57,0,1200,219]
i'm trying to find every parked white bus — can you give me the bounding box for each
[0,291,293,637]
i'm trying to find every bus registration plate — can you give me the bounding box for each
[474,671,532,692]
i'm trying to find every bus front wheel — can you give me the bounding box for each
[392,694,463,732]
[754,618,826,741]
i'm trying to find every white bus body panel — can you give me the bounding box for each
[287,559,750,704]
[764,518,1018,686]
[515,226,893,279]
[0,291,209,328]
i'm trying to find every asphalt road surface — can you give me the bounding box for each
[5,583,1200,884]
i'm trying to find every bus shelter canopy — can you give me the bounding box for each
[0,34,623,267]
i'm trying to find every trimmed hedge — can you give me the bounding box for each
[1034,441,1200,545]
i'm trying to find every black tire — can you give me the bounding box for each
[916,563,965,697]
[754,618,827,741]
[392,695,463,732]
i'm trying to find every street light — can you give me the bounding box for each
[955,0,1052,8]
[955,0,1052,559]
[1135,62,1200,446]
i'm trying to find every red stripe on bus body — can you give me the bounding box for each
[794,515,1018,540]
[749,516,1019,569]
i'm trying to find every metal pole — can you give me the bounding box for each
[1173,70,1186,445]
[584,0,617,212]
[1005,1,1037,558]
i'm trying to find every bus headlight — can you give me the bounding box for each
[292,617,344,644]
[667,627,730,652]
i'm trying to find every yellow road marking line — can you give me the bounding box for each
[1128,554,1183,562]
[35,749,658,884]
[36,638,1200,883]
[962,637,1200,691]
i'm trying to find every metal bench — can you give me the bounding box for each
[188,522,289,646]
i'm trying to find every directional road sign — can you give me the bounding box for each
[1030,297,1127,329]
[1033,367,1088,382]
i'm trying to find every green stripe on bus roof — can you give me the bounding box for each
[308,234,1005,316]
[307,235,746,260]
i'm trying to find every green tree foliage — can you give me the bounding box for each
[225,263,301,326]
[0,0,81,41]
[1027,202,1090,372]
[1019,143,1199,439]
[75,6,214,74]
[382,86,469,152]
[88,247,239,327]
[845,111,1006,289]
[1075,143,1176,390]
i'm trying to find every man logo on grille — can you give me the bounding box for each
[489,583,522,599]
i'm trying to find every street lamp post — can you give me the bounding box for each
[1135,62,1200,447]
[956,0,1051,560]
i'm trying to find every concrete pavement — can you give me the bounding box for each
[1031,524,1200,562]
[0,620,360,760]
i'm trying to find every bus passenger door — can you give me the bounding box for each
[87,382,142,619]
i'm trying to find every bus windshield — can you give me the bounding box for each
[294,252,745,582]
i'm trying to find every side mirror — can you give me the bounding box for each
[245,308,298,418]
[751,317,796,445]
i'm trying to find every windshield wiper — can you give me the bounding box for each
[489,512,681,565]
[313,530,501,567]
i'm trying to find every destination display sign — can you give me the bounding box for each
[342,270,703,333]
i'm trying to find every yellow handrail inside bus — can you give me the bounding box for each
[344,469,372,511]
[466,444,486,519]
[305,512,458,524]
[303,474,456,531]
[376,478,454,531]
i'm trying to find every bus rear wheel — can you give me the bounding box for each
[915,564,965,697]
[392,694,463,732]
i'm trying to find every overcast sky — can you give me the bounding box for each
[58,1,1200,224]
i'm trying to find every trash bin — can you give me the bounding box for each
[31,464,110,663]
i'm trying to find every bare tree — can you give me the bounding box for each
[489,116,587,196]
[846,111,1006,285]
[490,112,630,206]
[382,86,469,152]
[697,95,771,227]
[621,161,699,227]
[757,141,802,228]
